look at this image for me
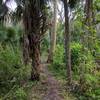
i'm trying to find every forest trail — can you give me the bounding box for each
[42,63,64,100]
[29,63,76,100]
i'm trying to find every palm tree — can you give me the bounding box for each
[1,0,49,81]
[21,0,48,81]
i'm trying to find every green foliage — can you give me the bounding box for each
[14,88,27,100]
[94,0,100,11]
[51,42,96,76]
[0,45,31,98]
[0,83,33,100]
[0,26,7,43]
[49,44,66,79]
[71,44,99,99]
[6,27,16,40]
[71,42,82,72]
[53,44,64,66]
[71,20,83,42]
[0,24,30,99]
[56,23,64,44]
[71,42,95,74]
[50,42,99,99]
[41,33,50,52]
[0,25,23,46]
[76,73,100,99]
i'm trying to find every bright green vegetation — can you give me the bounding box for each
[48,28,100,100]
[0,26,33,100]
[49,44,100,99]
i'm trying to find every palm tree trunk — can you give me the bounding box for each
[23,34,29,65]
[28,34,40,81]
[23,1,41,81]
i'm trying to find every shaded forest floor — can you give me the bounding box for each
[28,64,76,100]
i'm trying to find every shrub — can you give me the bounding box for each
[71,42,96,74]
[49,44,66,79]
[0,45,30,96]
[71,42,82,72]
[76,73,100,99]
[53,44,64,66]
[71,43,99,99]
[0,26,23,47]
[14,88,27,100]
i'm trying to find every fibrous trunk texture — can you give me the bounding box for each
[28,34,40,81]
[23,0,47,81]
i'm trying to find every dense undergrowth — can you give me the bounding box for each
[0,26,33,100]
[0,45,39,99]
[0,24,100,100]
[49,43,100,100]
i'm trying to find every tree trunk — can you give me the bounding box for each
[28,34,40,81]
[22,2,30,65]
[47,0,57,63]
[23,0,48,81]
[23,34,29,65]
[85,0,93,26]
[31,45,40,81]
[26,33,41,81]
[63,0,72,85]
[23,1,41,81]
[84,0,94,50]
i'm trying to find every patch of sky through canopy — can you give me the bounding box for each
[3,0,17,12]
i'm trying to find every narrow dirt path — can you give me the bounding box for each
[42,64,64,100]
[29,64,75,100]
